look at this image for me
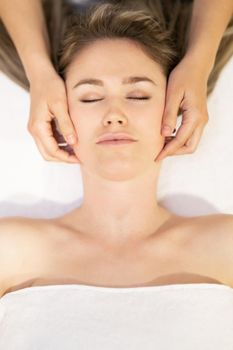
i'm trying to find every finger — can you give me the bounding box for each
[52,103,78,145]
[172,125,204,155]
[155,124,204,162]
[161,83,184,136]
[155,118,197,161]
[34,137,62,162]
[37,135,79,163]
[35,122,80,163]
[55,146,80,163]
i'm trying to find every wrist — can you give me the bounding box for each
[25,54,57,84]
[184,46,216,78]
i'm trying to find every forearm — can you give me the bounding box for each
[185,0,233,74]
[0,0,55,82]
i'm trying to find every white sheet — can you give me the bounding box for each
[0,58,233,218]
[1,283,233,349]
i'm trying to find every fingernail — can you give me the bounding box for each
[65,134,76,145]
[162,126,172,136]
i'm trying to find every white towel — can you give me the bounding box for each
[0,283,233,349]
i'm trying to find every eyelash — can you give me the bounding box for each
[80,97,151,103]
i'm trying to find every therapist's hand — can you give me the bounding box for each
[27,69,79,163]
[155,56,209,161]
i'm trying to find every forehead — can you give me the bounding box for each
[66,38,165,83]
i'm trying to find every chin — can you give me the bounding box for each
[97,162,157,181]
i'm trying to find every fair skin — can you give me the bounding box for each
[63,38,171,244]
[0,0,232,162]
[0,38,233,298]
[156,0,233,160]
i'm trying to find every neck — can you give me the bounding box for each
[63,163,172,246]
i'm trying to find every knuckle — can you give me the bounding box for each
[186,144,196,153]
[27,122,32,133]
[27,122,36,135]
[28,117,45,135]
[187,147,195,154]
[43,155,53,162]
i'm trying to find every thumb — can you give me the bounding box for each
[52,105,78,145]
[162,88,183,136]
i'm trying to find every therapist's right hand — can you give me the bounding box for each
[27,70,79,163]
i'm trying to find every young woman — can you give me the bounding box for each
[0,2,233,348]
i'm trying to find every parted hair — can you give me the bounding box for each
[0,0,232,97]
[58,2,179,78]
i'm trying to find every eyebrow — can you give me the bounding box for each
[72,76,156,89]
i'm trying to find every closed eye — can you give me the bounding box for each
[81,97,150,103]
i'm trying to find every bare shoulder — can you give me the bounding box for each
[189,213,233,286]
[0,216,48,244]
[210,213,233,229]
[193,213,233,234]
[0,217,51,296]
[0,217,36,250]
[182,213,233,244]
[204,213,233,248]
[178,213,233,236]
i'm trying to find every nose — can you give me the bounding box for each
[103,111,127,126]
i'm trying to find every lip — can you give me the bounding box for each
[96,133,137,144]
[97,139,136,146]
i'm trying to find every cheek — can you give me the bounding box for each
[156,89,166,118]
[145,98,166,148]
[66,84,83,129]
[67,98,95,146]
[146,94,166,129]
[67,95,81,132]
[153,94,166,140]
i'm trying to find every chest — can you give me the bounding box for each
[6,226,227,294]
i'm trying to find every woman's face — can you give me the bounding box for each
[65,38,166,181]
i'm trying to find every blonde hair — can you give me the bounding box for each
[0,0,232,96]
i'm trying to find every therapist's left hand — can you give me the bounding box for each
[155,56,210,161]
